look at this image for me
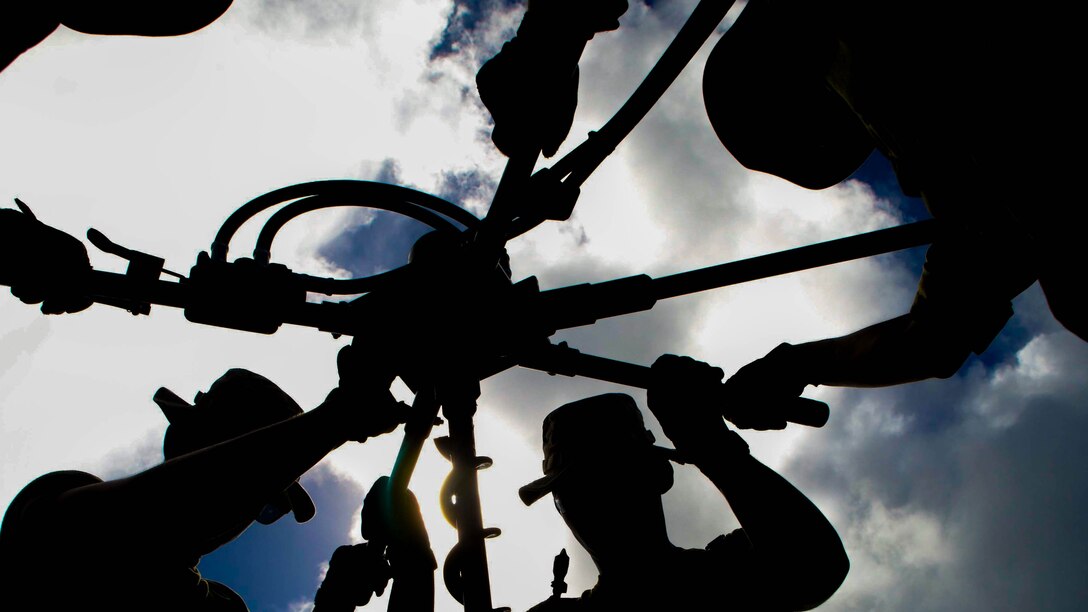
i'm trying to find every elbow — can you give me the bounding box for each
[806,541,850,609]
[903,318,972,380]
[927,342,971,380]
[766,533,850,611]
[790,541,849,611]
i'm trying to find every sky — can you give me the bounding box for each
[2,1,1087,611]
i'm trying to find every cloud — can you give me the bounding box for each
[246,0,369,39]
[287,601,315,612]
[782,288,1088,611]
[430,0,525,61]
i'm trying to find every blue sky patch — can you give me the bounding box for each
[198,465,366,611]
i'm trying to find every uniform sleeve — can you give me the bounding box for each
[0,471,103,578]
[910,235,1035,355]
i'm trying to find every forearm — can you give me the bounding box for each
[67,398,350,541]
[789,313,970,387]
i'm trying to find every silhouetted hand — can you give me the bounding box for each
[648,354,739,457]
[721,343,810,430]
[361,477,436,574]
[313,541,392,611]
[327,344,405,442]
[477,0,629,157]
[0,205,93,315]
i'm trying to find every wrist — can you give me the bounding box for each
[767,341,818,386]
[681,428,750,469]
[671,422,748,462]
[312,391,358,445]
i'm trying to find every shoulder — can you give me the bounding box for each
[910,234,1036,355]
[2,471,103,537]
[1,471,103,573]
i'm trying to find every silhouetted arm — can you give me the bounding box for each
[54,382,402,557]
[722,238,1037,424]
[650,355,848,611]
[773,313,975,388]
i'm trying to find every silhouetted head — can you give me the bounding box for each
[520,394,674,566]
[154,369,316,532]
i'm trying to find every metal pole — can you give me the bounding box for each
[650,219,938,300]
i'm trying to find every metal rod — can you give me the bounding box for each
[440,385,497,612]
[650,219,938,301]
[516,343,829,428]
[389,386,441,493]
[553,0,739,187]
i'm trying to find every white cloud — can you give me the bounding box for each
[287,599,315,612]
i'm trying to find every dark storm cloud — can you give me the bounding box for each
[782,286,1088,611]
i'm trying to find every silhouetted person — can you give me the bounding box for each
[1,0,232,72]
[481,1,1083,412]
[521,355,849,610]
[698,0,1084,417]
[0,354,403,610]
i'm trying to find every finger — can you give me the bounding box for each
[783,397,830,428]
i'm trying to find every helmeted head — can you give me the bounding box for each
[702,0,874,190]
[519,394,675,563]
[154,368,316,527]
[519,393,674,506]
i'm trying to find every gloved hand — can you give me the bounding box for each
[477,0,629,157]
[0,203,93,314]
[648,354,746,460]
[326,344,406,442]
[721,342,812,430]
[313,541,392,611]
[361,476,436,574]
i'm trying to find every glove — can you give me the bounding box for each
[648,354,746,459]
[721,343,809,430]
[477,0,629,157]
[361,476,436,574]
[313,542,392,611]
[0,205,93,314]
[326,344,405,442]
